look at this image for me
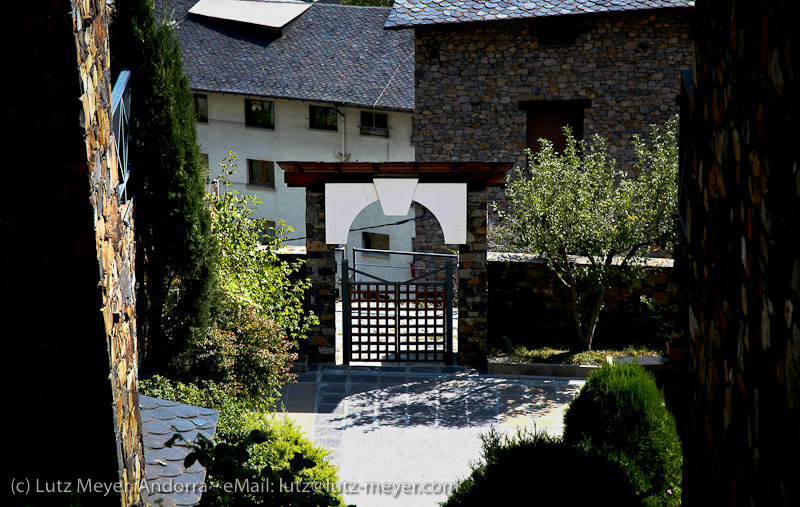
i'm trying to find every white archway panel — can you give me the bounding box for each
[412,183,467,244]
[324,180,467,245]
[325,183,378,244]
[374,178,419,216]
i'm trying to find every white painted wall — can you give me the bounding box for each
[196,92,416,281]
[344,201,417,283]
[196,92,415,246]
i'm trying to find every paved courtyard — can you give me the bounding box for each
[277,365,585,507]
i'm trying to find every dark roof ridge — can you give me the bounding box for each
[385,0,695,29]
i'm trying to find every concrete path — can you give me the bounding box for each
[277,364,585,507]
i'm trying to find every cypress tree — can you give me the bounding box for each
[110,0,218,379]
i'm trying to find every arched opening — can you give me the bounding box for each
[334,200,459,364]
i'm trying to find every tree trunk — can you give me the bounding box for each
[582,291,606,351]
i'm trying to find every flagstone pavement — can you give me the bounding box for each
[276,364,585,507]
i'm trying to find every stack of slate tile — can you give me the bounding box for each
[140,395,219,507]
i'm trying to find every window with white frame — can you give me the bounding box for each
[360,111,389,137]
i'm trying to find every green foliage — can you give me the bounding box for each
[563,363,683,506]
[190,153,316,400]
[140,377,347,506]
[500,344,661,366]
[491,117,679,350]
[443,427,639,507]
[110,0,218,379]
[209,154,317,346]
[193,297,296,402]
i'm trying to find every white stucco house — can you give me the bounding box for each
[164,0,417,281]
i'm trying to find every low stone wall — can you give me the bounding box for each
[488,253,683,348]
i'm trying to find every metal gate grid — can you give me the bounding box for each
[341,251,454,364]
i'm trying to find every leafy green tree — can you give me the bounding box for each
[193,153,317,399]
[110,0,218,378]
[491,117,678,350]
[209,154,316,344]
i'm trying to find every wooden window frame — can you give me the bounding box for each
[194,93,208,123]
[247,159,275,188]
[520,99,591,154]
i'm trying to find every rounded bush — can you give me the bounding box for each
[443,428,640,507]
[563,362,682,506]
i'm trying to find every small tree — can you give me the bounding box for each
[491,117,678,350]
[194,154,317,399]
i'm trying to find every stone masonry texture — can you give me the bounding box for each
[680,0,799,504]
[412,8,692,170]
[7,1,145,505]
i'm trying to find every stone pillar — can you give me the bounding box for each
[681,1,800,504]
[305,186,338,362]
[457,187,489,365]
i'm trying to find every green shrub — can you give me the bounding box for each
[563,362,682,506]
[193,296,297,402]
[140,377,346,506]
[242,413,343,498]
[443,427,639,507]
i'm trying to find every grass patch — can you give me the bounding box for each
[497,344,662,366]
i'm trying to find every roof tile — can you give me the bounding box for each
[386,0,694,27]
[140,395,219,507]
[164,0,414,110]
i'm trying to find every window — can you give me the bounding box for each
[260,220,277,244]
[360,111,389,137]
[363,232,390,251]
[247,159,275,187]
[245,99,274,129]
[310,105,338,131]
[521,100,590,154]
[194,94,208,123]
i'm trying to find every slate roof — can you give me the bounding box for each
[384,0,695,28]
[165,0,414,110]
[140,395,219,507]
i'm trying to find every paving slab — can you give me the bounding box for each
[276,365,585,507]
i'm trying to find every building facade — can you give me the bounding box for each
[168,0,418,282]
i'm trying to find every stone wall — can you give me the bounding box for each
[681,0,799,504]
[305,187,339,363]
[7,1,145,505]
[412,8,692,253]
[413,8,692,171]
[457,189,490,364]
[488,254,682,348]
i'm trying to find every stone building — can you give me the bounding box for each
[386,0,693,255]
[386,0,693,169]
[679,0,799,504]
